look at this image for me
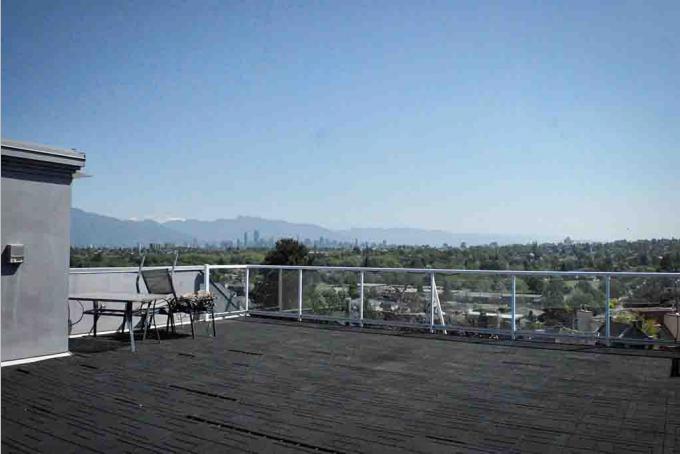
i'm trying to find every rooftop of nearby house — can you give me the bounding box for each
[2,317,679,453]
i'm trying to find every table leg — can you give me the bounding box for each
[127,301,136,353]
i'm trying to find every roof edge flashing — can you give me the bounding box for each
[1,139,86,170]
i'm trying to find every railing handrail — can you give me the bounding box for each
[69,265,242,274]
[170,264,680,278]
[238,264,680,277]
[72,263,680,278]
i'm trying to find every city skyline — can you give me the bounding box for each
[71,207,560,248]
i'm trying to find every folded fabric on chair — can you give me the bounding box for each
[177,291,215,312]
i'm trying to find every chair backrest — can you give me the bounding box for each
[141,268,176,297]
[136,251,179,297]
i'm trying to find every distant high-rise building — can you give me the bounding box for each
[254,229,260,245]
[243,232,248,247]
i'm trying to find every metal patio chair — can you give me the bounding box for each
[137,255,216,339]
[133,257,175,342]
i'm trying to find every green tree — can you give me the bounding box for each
[252,239,310,309]
[263,239,310,265]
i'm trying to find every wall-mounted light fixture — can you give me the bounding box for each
[6,244,25,264]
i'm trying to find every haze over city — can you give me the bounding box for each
[3,0,679,241]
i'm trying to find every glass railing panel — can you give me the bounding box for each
[438,274,513,334]
[247,267,299,315]
[208,268,248,314]
[515,275,605,343]
[362,271,430,326]
[607,276,680,345]
[301,269,358,321]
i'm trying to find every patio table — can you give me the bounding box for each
[69,292,169,352]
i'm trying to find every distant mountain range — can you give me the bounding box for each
[71,208,193,247]
[71,208,558,247]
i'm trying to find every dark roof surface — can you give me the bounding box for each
[2,318,679,453]
[597,320,651,339]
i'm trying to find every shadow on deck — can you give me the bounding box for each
[2,317,679,453]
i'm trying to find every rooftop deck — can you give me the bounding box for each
[3,318,679,453]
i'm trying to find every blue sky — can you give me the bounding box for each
[3,0,679,240]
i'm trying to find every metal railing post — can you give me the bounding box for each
[204,264,210,293]
[278,268,283,311]
[605,275,611,345]
[298,269,303,321]
[244,268,249,314]
[202,264,211,321]
[430,272,435,333]
[359,271,364,328]
[511,275,517,340]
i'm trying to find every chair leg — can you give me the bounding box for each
[152,308,161,342]
[144,303,157,342]
[168,311,176,334]
[211,308,216,337]
[189,309,195,339]
[142,304,150,341]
